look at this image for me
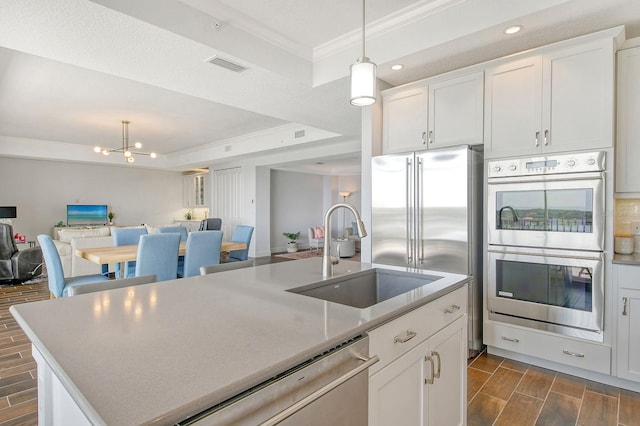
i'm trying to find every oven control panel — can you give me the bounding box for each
[488,151,606,178]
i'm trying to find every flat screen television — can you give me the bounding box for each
[0,206,17,219]
[66,205,108,226]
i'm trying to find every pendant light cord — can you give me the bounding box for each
[362,0,366,58]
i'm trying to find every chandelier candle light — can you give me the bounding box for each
[350,0,376,106]
[94,120,157,163]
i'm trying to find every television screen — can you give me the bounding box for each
[67,205,108,226]
[0,206,17,219]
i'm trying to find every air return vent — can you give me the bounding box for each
[206,55,247,73]
[294,130,306,139]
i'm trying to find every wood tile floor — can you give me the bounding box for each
[3,260,640,425]
[468,352,640,426]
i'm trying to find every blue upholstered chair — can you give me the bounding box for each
[112,228,147,278]
[180,231,223,278]
[134,233,181,282]
[37,234,109,298]
[227,225,254,262]
[156,226,188,241]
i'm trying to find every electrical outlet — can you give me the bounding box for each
[632,221,640,234]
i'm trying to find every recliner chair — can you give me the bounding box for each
[0,224,42,282]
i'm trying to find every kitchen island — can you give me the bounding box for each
[10,258,468,425]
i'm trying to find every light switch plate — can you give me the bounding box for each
[632,221,640,234]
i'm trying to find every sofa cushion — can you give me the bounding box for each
[53,240,72,256]
[58,227,110,243]
[144,224,175,234]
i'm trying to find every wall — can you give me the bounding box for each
[0,157,183,241]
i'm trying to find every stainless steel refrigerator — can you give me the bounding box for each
[371,145,483,355]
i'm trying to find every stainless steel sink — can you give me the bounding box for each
[287,269,442,308]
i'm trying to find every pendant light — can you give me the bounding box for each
[350,0,376,106]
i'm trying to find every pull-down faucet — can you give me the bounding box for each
[322,203,367,278]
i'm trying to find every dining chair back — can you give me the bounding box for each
[227,225,254,262]
[67,275,157,296]
[181,231,223,278]
[112,228,148,278]
[156,226,188,242]
[198,218,222,231]
[200,260,253,275]
[37,234,109,298]
[135,233,181,282]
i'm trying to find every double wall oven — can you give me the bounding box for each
[487,151,606,341]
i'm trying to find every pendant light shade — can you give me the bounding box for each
[350,0,376,106]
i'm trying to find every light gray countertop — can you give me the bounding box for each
[11,258,468,425]
[613,253,640,265]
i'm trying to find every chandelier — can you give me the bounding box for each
[93,120,157,163]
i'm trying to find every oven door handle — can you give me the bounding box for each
[487,171,604,185]
[488,247,603,261]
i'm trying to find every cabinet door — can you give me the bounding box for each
[428,72,484,149]
[383,87,428,154]
[616,47,640,193]
[369,338,429,426]
[542,40,614,153]
[426,315,467,426]
[484,56,543,158]
[617,288,640,382]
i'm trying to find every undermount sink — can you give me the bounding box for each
[287,269,442,308]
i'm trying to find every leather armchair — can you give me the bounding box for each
[0,224,43,282]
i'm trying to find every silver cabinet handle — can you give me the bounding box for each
[394,329,417,344]
[425,355,435,384]
[623,297,628,316]
[428,130,433,144]
[260,355,380,426]
[535,131,540,147]
[422,131,426,144]
[501,336,519,343]
[544,129,549,146]
[562,349,585,358]
[432,351,441,379]
[445,304,460,314]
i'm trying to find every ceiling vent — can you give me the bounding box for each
[294,130,306,139]
[206,55,248,73]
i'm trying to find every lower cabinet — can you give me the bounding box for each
[615,264,640,382]
[369,315,467,426]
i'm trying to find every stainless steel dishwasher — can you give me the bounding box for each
[179,336,378,425]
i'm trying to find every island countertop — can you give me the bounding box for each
[10,258,468,425]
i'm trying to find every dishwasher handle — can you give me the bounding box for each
[260,354,380,426]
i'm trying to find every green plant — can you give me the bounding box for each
[56,220,64,227]
[107,211,115,221]
[184,209,193,220]
[282,232,301,242]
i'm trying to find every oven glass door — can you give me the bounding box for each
[487,247,603,333]
[487,173,604,251]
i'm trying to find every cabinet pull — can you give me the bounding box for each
[501,336,519,343]
[432,351,441,379]
[544,129,549,146]
[394,329,417,344]
[428,130,433,144]
[623,297,628,316]
[425,355,435,384]
[562,349,585,358]
[445,304,460,314]
[535,131,540,147]
[422,131,427,144]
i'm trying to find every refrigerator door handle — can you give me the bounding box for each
[417,156,424,264]
[406,157,413,263]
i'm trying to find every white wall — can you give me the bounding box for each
[0,157,183,241]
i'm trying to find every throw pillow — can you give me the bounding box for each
[312,226,325,239]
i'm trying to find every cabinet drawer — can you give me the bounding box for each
[368,286,467,375]
[485,321,611,374]
[615,264,640,290]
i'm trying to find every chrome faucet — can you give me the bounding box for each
[322,203,367,278]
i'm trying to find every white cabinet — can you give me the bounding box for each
[616,46,640,193]
[368,285,468,426]
[615,264,640,382]
[382,72,484,154]
[183,173,208,207]
[484,38,615,158]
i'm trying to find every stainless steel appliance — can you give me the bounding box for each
[487,151,606,342]
[180,336,378,425]
[371,145,483,355]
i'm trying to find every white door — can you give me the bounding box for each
[211,167,242,240]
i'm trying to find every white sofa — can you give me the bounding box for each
[52,227,114,277]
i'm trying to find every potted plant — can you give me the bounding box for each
[107,211,115,225]
[283,232,301,253]
[184,209,193,220]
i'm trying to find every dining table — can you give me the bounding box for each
[75,241,248,278]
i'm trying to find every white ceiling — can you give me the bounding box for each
[1,0,639,173]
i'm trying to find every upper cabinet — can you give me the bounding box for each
[382,71,484,154]
[484,38,615,158]
[616,46,640,193]
[183,173,208,207]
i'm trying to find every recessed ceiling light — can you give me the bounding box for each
[504,25,522,35]
[391,64,404,71]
